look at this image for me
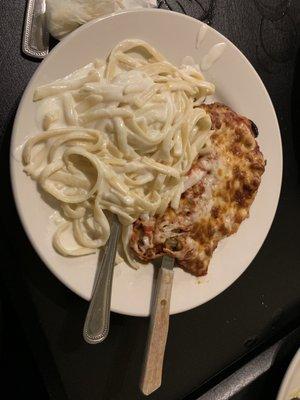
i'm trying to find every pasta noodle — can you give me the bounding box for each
[22,39,214,267]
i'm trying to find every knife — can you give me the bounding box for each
[140,255,175,395]
[22,0,49,59]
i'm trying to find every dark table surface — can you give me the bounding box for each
[0,1,300,399]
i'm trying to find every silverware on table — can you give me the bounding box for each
[22,0,49,59]
[140,255,175,395]
[83,214,121,344]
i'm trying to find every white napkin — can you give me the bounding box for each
[46,0,157,40]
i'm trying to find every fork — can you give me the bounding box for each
[22,0,49,59]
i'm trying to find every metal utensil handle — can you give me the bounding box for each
[83,217,120,344]
[22,0,49,59]
[140,256,175,395]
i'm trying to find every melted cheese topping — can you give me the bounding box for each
[130,103,265,276]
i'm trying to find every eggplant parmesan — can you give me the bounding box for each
[130,103,265,276]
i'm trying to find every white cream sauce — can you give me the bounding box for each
[142,236,150,246]
[140,213,150,221]
[12,142,27,164]
[183,168,206,192]
[201,43,227,71]
[36,97,65,129]
[49,210,65,225]
[196,24,208,49]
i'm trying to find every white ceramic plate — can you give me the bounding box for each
[277,349,300,400]
[10,9,282,316]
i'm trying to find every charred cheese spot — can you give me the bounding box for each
[129,103,265,276]
[211,206,220,218]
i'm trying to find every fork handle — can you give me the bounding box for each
[83,216,120,344]
[22,0,49,59]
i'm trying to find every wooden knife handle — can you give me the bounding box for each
[140,266,174,396]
